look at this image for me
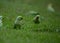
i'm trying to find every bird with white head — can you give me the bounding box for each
[33,15,40,24]
[14,16,23,29]
[47,3,55,12]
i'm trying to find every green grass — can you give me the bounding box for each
[0,0,60,43]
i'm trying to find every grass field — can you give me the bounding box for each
[0,0,60,43]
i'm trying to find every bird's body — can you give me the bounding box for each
[33,15,40,24]
[0,16,3,28]
[14,16,23,29]
[29,11,40,16]
[47,3,55,12]
[0,20,2,28]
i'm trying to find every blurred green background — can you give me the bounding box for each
[0,0,60,43]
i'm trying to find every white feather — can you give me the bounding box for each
[0,16,3,28]
[14,16,23,25]
[47,4,55,12]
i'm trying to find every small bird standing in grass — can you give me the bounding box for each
[0,16,3,28]
[47,3,55,12]
[14,16,23,29]
[28,11,40,16]
[33,15,40,24]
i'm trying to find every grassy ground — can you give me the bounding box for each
[0,0,60,43]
